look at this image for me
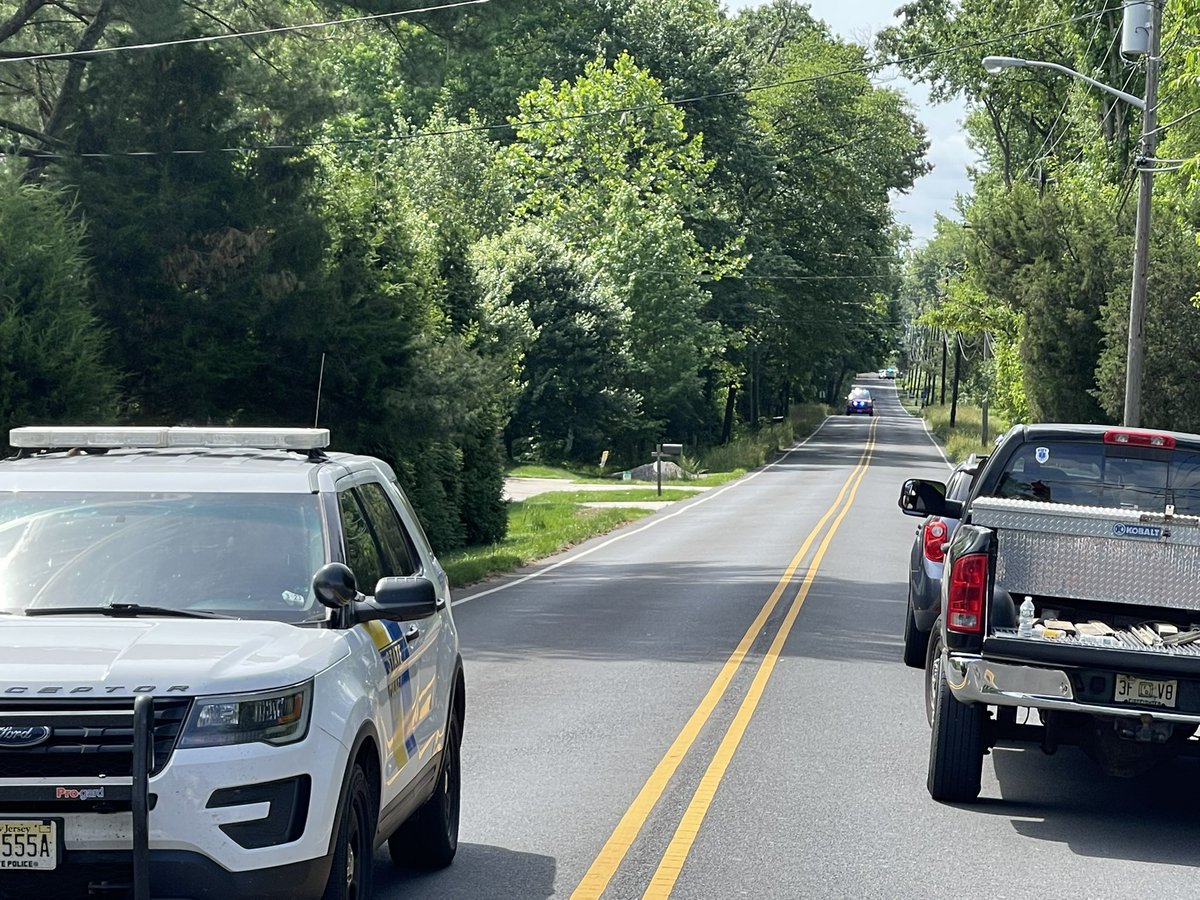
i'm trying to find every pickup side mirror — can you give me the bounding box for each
[898,478,960,518]
[370,576,440,621]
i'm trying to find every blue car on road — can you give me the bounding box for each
[845,388,874,416]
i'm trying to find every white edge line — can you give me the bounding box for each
[452,416,835,606]
[895,382,953,473]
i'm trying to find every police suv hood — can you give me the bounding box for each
[0,617,349,698]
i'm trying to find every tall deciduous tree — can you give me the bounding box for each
[476,225,638,460]
[741,20,927,406]
[501,53,729,442]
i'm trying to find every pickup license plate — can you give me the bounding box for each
[1114,673,1178,708]
[0,820,57,870]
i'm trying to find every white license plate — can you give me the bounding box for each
[1114,673,1178,708]
[0,819,57,870]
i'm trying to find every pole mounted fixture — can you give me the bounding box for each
[981,4,1161,426]
[980,56,1146,110]
[1122,0,1162,428]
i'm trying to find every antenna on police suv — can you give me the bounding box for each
[314,352,327,428]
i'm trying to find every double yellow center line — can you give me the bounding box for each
[571,419,879,899]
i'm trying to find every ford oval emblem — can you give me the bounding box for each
[0,725,52,749]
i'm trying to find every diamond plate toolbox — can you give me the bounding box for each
[970,496,1200,609]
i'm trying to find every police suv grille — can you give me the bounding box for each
[0,698,191,778]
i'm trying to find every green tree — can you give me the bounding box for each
[741,23,927,408]
[475,225,639,461]
[57,37,333,425]
[0,174,119,432]
[501,53,728,441]
[965,176,1121,423]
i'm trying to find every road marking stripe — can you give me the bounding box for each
[894,382,954,472]
[453,418,834,606]
[569,419,877,900]
[641,421,877,898]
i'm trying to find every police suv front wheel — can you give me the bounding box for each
[323,762,377,900]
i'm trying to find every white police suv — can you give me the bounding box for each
[0,427,465,900]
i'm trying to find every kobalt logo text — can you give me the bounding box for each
[1112,523,1163,539]
[56,786,105,800]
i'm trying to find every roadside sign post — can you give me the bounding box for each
[655,443,683,496]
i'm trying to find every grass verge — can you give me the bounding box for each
[543,489,698,502]
[697,402,828,473]
[445,404,830,588]
[921,401,1010,462]
[505,464,581,480]
[441,497,655,587]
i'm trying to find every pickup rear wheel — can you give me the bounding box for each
[927,663,985,802]
[389,708,461,869]
[923,626,943,726]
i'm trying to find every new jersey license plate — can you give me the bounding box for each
[1114,673,1178,708]
[0,820,57,870]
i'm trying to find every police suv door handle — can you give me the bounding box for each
[405,623,421,642]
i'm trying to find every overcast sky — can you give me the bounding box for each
[725,0,977,244]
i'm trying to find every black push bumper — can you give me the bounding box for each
[0,847,331,900]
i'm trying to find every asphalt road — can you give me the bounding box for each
[374,376,1200,899]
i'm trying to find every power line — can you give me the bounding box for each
[6,5,1130,161]
[0,0,491,65]
[700,273,898,282]
[1150,104,1200,135]
[1021,17,1115,180]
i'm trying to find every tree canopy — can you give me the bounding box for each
[0,0,928,549]
[886,0,1200,431]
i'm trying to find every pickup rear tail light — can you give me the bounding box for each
[1104,429,1175,449]
[923,519,948,563]
[947,553,988,634]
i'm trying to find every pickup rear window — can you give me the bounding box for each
[992,441,1200,514]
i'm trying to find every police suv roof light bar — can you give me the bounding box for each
[10,426,330,451]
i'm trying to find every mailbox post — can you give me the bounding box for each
[655,442,683,496]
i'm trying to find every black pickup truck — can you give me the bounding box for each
[900,423,1200,801]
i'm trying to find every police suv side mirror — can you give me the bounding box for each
[372,577,440,621]
[899,478,949,517]
[313,563,358,610]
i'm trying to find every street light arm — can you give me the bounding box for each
[1025,59,1146,110]
[982,56,1145,109]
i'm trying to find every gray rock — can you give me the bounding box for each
[629,460,688,481]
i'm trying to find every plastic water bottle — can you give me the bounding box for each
[1018,596,1035,638]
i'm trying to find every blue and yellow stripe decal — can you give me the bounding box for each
[364,620,419,766]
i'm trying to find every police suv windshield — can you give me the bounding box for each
[991,441,1200,514]
[0,492,327,622]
